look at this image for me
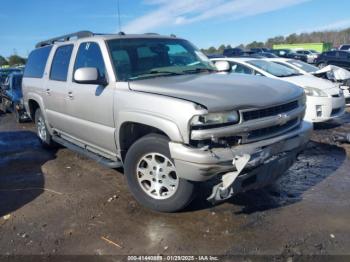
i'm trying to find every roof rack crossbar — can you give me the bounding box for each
[35,31,94,48]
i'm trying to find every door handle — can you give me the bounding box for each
[67,91,74,99]
[45,88,51,95]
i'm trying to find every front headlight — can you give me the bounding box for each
[304,86,328,97]
[191,111,239,129]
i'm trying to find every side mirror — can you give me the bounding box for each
[74,67,107,85]
[215,61,231,72]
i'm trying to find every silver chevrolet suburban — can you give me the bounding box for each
[22,31,312,212]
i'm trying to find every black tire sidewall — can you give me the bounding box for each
[15,110,20,123]
[124,134,195,212]
[15,109,22,123]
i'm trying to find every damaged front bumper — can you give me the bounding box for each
[169,121,312,203]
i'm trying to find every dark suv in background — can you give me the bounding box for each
[315,50,350,69]
[339,44,350,51]
[250,48,272,53]
[223,48,244,57]
[271,49,308,62]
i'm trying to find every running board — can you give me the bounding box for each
[52,136,122,169]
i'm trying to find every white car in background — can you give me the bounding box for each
[265,58,350,106]
[212,57,345,123]
[295,50,319,63]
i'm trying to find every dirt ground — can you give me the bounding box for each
[0,110,350,260]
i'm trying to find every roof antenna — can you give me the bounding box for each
[117,0,123,33]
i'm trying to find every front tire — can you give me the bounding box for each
[124,134,195,212]
[35,108,55,148]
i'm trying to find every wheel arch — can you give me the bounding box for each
[26,93,45,120]
[117,113,184,161]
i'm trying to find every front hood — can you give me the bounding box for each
[314,65,350,81]
[129,73,303,112]
[283,74,338,92]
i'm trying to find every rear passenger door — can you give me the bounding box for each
[324,51,337,66]
[336,51,350,69]
[63,42,116,157]
[44,44,73,131]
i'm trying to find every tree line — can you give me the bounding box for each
[201,27,350,54]
[2,27,350,62]
[0,54,26,67]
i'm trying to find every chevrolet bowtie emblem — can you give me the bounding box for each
[277,113,288,125]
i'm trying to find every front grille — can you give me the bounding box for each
[331,108,342,116]
[242,101,299,121]
[247,118,299,140]
[190,135,241,148]
[332,94,340,98]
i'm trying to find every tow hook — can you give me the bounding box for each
[207,154,251,204]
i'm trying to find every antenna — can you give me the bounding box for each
[117,0,122,32]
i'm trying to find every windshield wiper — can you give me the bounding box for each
[279,73,301,77]
[182,68,217,74]
[149,70,184,75]
[129,70,184,80]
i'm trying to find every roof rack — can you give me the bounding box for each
[35,31,94,48]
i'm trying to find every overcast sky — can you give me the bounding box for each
[1,0,350,57]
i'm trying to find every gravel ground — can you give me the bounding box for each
[0,110,350,261]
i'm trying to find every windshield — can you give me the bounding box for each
[247,60,300,77]
[286,60,319,73]
[107,38,216,81]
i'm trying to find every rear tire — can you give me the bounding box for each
[15,109,24,123]
[124,134,196,212]
[35,108,55,148]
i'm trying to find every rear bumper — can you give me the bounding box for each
[304,95,345,122]
[169,121,312,182]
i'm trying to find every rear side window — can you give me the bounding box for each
[325,51,336,57]
[24,46,52,78]
[50,45,73,81]
[340,45,350,50]
[74,42,106,81]
[230,62,254,75]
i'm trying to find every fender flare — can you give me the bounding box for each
[116,111,184,150]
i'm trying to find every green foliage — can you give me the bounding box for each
[0,55,8,66]
[201,27,350,54]
[206,46,218,54]
[7,55,26,66]
[246,41,264,49]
